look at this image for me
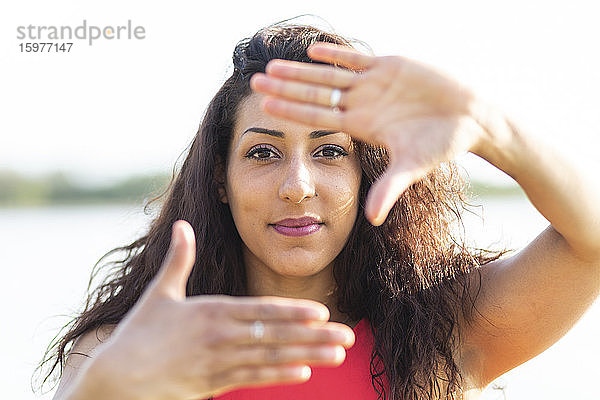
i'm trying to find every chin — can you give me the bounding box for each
[269,251,333,277]
[241,241,338,278]
[272,263,330,277]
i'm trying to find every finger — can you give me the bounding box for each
[229,321,355,348]
[307,42,375,70]
[150,220,196,300]
[220,344,346,370]
[262,60,356,88]
[226,296,330,322]
[262,97,344,131]
[211,364,311,395]
[365,167,421,226]
[251,74,344,108]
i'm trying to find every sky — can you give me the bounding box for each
[1,0,599,186]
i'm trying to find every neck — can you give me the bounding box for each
[243,249,352,326]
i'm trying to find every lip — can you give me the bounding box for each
[270,216,323,237]
[273,217,322,227]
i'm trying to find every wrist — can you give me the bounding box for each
[467,97,523,178]
[63,349,137,400]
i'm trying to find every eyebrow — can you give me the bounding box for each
[242,127,340,139]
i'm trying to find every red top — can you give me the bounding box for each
[213,319,387,399]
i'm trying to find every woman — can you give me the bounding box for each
[42,23,600,400]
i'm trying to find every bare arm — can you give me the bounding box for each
[459,105,600,387]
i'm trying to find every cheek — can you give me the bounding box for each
[227,169,260,214]
[225,164,275,238]
[321,170,361,229]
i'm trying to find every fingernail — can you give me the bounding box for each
[366,210,382,226]
[335,331,354,346]
[373,209,388,226]
[345,332,355,346]
[318,307,330,321]
[301,366,312,379]
[334,346,346,362]
[252,74,267,84]
[310,309,329,321]
[171,223,179,246]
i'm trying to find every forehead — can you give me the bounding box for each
[233,93,341,141]
[234,93,271,132]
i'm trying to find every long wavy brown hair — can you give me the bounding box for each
[39,22,504,400]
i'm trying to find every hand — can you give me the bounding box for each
[250,43,489,225]
[91,220,355,399]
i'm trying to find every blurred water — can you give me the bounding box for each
[0,204,153,400]
[1,197,598,399]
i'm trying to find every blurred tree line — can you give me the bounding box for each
[0,170,171,206]
[0,169,522,207]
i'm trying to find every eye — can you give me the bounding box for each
[313,145,348,159]
[245,145,281,162]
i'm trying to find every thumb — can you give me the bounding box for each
[365,166,420,226]
[151,220,196,300]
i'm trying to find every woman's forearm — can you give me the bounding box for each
[469,98,600,261]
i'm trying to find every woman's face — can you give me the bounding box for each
[224,93,362,278]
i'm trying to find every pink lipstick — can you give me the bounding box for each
[271,217,323,237]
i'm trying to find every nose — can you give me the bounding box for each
[279,156,316,204]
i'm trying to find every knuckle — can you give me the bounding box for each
[275,326,290,342]
[344,88,358,108]
[323,68,335,84]
[219,324,241,343]
[307,346,323,359]
[200,301,223,320]
[305,86,318,103]
[312,345,335,360]
[201,324,228,346]
[209,369,229,390]
[290,65,302,80]
[238,365,261,383]
[349,71,361,86]
[263,346,281,363]
[306,107,319,125]
[258,302,278,319]
[321,328,339,342]
[278,100,291,116]
[275,79,286,95]
[215,366,258,390]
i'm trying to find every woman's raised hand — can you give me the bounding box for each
[250,43,490,226]
[86,220,355,399]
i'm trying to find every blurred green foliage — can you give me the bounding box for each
[0,170,171,207]
[467,180,524,198]
[0,169,523,207]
